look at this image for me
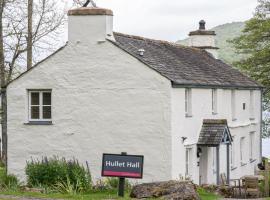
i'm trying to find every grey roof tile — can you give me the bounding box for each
[197,119,232,147]
[112,32,262,89]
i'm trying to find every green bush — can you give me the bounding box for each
[25,157,91,193]
[0,167,20,190]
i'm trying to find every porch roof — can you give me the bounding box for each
[197,119,232,147]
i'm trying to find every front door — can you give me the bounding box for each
[199,147,208,185]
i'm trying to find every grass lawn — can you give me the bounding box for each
[0,189,220,200]
[0,190,149,200]
[198,189,220,200]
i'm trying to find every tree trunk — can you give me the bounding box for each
[27,0,33,70]
[0,0,7,167]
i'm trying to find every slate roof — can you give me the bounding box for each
[197,119,232,147]
[112,32,262,89]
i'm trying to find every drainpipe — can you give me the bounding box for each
[260,89,263,161]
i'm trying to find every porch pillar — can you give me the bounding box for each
[226,143,230,185]
[216,145,220,185]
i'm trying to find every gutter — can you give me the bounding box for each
[172,82,263,90]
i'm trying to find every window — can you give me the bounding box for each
[185,88,192,117]
[231,90,236,121]
[212,89,218,114]
[249,132,255,161]
[185,148,192,177]
[250,90,255,120]
[240,137,246,165]
[29,91,52,121]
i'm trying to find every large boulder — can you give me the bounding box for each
[130,181,200,200]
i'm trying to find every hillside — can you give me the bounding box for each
[177,22,246,64]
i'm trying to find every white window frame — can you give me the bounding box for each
[240,137,246,165]
[185,148,192,177]
[231,90,236,121]
[212,89,218,114]
[249,90,255,120]
[185,88,192,117]
[28,90,52,122]
[249,132,255,161]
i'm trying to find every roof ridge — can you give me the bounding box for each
[113,32,203,52]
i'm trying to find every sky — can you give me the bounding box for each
[67,0,259,41]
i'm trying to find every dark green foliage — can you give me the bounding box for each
[0,167,19,190]
[230,0,270,137]
[25,157,91,193]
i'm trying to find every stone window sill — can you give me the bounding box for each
[231,166,237,171]
[24,121,53,125]
[241,162,247,167]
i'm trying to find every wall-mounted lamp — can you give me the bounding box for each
[197,147,202,158]
[181,137,187,143]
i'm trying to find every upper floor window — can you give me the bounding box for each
[212,89,218,114]
[185,88,192,117]
[231,90,236,121]
[249,90,255,120]
[29,91,52,121]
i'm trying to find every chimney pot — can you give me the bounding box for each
[199,20,206,30]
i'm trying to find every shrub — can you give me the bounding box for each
[0,167,20,191]
[25,156,91,193]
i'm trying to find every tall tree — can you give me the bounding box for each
[0,0,5,164]
[0,0,66,166]
[27,0,33,69]
[231,0,270,138]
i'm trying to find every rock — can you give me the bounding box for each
[130,180,200,200]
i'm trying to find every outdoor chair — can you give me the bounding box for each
[243,176,260,198]
[220,173,239,197]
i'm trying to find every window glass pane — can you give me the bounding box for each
[31,93,39,105]
[31,106,39,119]
[43,106,51,119]
[43,92,51,105]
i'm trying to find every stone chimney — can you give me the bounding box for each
[68,7,114,44]
[188,20,219,58]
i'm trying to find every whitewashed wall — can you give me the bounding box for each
[171,88,261,184]
[7,39,172,183]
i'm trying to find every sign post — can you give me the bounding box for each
[101,152,144,197]
[118,152,127,197]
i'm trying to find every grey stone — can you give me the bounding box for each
[130,180,200,200]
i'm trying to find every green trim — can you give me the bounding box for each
[172,82,263,90]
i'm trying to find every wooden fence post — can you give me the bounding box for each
[265,159,269,197]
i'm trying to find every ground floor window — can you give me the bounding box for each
[185,148,193,178]
[249,132,255,161]
[240,137,246,165]
[29,90,52,121]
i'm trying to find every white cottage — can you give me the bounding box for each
[7,7,263,185]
